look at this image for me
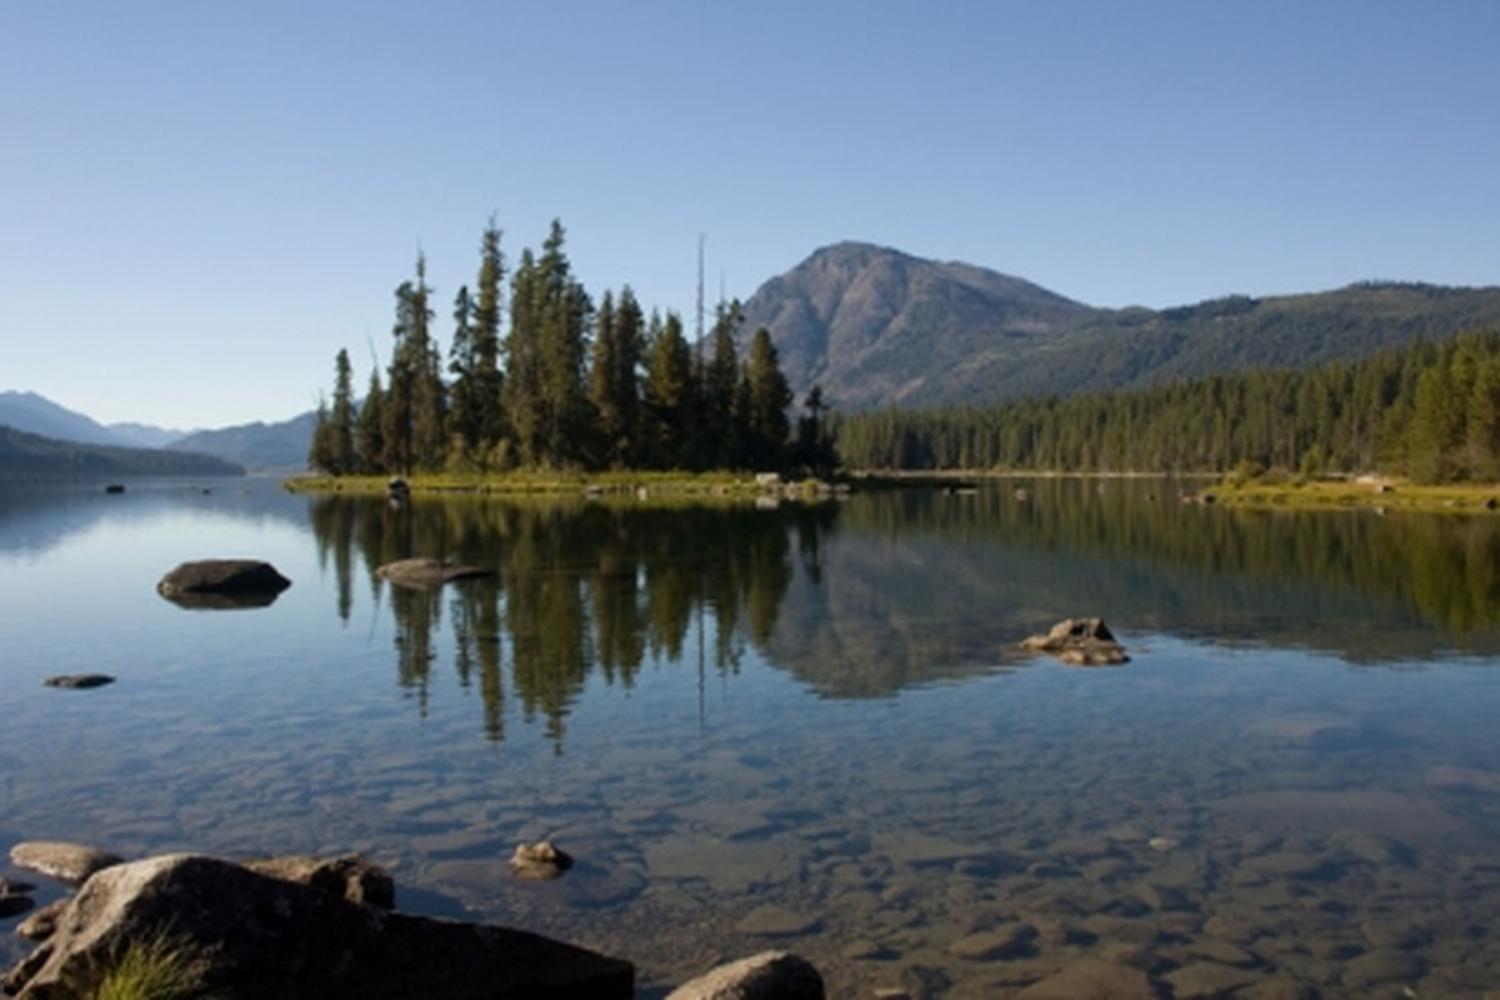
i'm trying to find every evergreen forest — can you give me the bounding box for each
[833,331,1500,483]
[308,219,834,477]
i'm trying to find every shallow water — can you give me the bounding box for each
[3,478,1500,997]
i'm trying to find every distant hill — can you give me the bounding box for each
[106,421,191,449]
[169,410,318,472]
[0,390,126,446]
[738,243,1500,408]
[0,424,244,479]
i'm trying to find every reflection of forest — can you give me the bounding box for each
[307,484,1500,732]
[308,497,835,748]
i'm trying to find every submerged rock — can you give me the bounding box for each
[156,560,291,609]
[510,841,573,881]
[3,854,633,998]
[9,841,124,885]
[42,674,115,690]
[376,558,496,589]
[1020,618,1130,666]
[666,951,824,1000]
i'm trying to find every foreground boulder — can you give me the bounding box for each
[157,560,291,609]
[1020,618,1130,666]
[375,558,496,589]
[4,855,632,999]
[8,842,123,885]
[666,951,824,1000]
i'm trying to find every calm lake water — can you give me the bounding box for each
[4,478,1500,997]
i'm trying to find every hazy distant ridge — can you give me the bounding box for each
[0,424,244,478]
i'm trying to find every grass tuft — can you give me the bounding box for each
[88,930,213,1000]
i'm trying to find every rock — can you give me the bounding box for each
[1148,837,1177,852]
[0,894,35,919]
[509,841,572,881]
[16,899,66,940]
[1015,959,1156,999]
[947,923,1036,960]
[1164,961,1262,997]
[387,477,411,500]
[3,854,633,998]
[734,905,820,937]
[666,951,823,1000]
[243,854,394,909]
[1020,619,1129,666]
[376,558,496,590]
[42,674,115,690]
[1342,948,1425,986]
[840,939,894,961]
[9,841,124,885]
[156,559,291,609]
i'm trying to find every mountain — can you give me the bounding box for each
[0,424,244,479]
[106,421,191,449]
[169,410,318,472]
[0,391,125,446]
[738,243,1500,409]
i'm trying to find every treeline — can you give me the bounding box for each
[309,219,835,476]
[834,331,1500,482]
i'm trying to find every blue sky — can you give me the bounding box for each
[2,1,1498,427]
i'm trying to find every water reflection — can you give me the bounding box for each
[302,484,1500,744]
[308,497,834,748]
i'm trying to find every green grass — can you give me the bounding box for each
[1213,477,1500,512]
[88,931,212,1000]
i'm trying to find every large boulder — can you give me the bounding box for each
[375,558,496,589]
[1020,618,1130,666]
[666,951,824,1000]
[9,842,123,885]
[157,560,291,609]
[4,854,632,999]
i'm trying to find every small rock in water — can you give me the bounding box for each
[735,905,821,937]
[1149,837,1177,852]
[43,674,115,690]
[510,840,573,880]
[376,558,496,590]
[1020,618,1130,666]
[9,841,124,884]
[666,950,824,1000]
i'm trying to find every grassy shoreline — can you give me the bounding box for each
[281,470,835,498]
[1209,478,1500,512]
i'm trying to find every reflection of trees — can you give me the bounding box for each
[308,497,810,749]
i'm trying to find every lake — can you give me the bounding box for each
[3,477,1500,997]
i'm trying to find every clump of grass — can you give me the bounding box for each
[87,929,213,1000]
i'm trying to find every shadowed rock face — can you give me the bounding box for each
[156,560,291,609]
[4,855,633,999]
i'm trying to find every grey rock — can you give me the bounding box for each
[3,854,633,999]
[42,674,115,690]
[1020,619,1129,666]
[16,899,66,940]
[375,558,495,589]
[243,854,394,909]
[157,559,291,608]
[666,951,823,1000]
[9,842,124,885]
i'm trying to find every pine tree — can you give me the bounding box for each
[588,290,623,467]
[308,398,337,473]
[473,219,506,454]
[504,249,543,465]
[535,220,591,467]
[643,311,695,468]
[330,349,357,474]
[356,370,386,473]
[743,327,791,469]
[447,285,480,464]
[703,300,742,467]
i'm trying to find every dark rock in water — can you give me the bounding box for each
[16,898,65,940]
[43,673,115,690]
[0,894,35,919]
[666,951,824,1000]
[510,841,573,881]
[104,483,125,494]
[243,854,395,909]
[387,477,411,501]
[377,558,496,590]
[157,560,291,607]
[9,841,124,885]
[1020,618,1130,666]
[1487,496,1499,511]
[3,854,634,999]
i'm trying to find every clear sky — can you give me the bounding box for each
[3,1,1498,428]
